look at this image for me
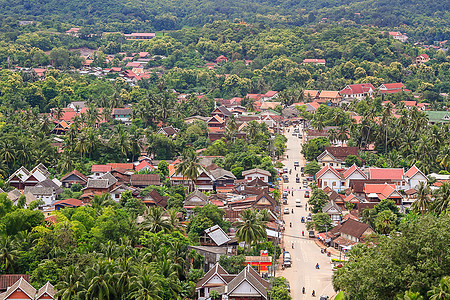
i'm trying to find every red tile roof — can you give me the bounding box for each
[316,165,342,179]
[381,83,405,90]
[91,165,112,173]
[402,101,417,107]
[340,83,375,95]
[343,164,366,179]
[107,163,134,170]
[53,198,84,207]
[404,165,422,178]
[364,183,398,199]
[135,160,154,172]
[369,168,404,180]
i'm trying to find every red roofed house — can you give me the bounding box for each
[404,165,427,190]
[369,167,404,189]
[135,160,155,172]
[65,27,81,36]
[53,198,84,210]
[91,165,112,178]
[340,83,375,101]
[302,59,326,65]
[215,55,228,64]
[318,91,342,104]
[416,54,430,65]
[364,183,403,204]
[317,146,359,168]
[107,163,134,171]
[388,31,408,42]
[316,164,367,192]
[261,91,279,101]
[0,277,56,300]
[378,83,410,94]
[402,101,417,108]
[303,90,319,100]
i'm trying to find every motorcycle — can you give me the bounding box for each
[315,263,320,269]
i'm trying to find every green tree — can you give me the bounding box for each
[234,209,267,250]
[304,160,321,176]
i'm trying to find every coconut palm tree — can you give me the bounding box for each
[86,262,115,300]
[327,128,338,144]
[129,266,162,300]
[55,266,86,300]
[428,276,450,300]
[437,145,450,170]
[176,149,206,193]
[140,206,172,233]
[432,182,450,215]
[0,236,18,273]
[244,121,260,142]
[234,209,267,250]
[412,182,431,215]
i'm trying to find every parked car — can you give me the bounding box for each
[296,177,300,183]
[283,208,290,214]
[301,167,304,173]
[309,230,315,238]
[301,217,305,223]
[283,167,288,173]
[294,161,299,167]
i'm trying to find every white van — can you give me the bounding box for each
[295,199,302,207]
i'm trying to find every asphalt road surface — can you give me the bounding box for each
[278,125,335,299]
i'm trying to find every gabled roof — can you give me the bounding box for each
[227,265,269,299]
[379,83,405,90]
[210,168,237,181]
[23,186,54,196]
[364,183,401,199]
[322,200,343,214]
[213,106,232,117]
[242,168,271,177]
[340,83,375,95]
[324,146,358,160]
[208,115,225,124]
[35,281,55,299]
[369,168,404,180]
[135,160,154,172]
[343,193,360,203]
[184,189,208,207]
[196,263,229,289]
[157,126,179,136]
[343,164,367,179]
[0,277,36,300]
[316,165,342,179]
[60,170,88,182]
[319,90,341,98]
[106,163,134,170]
[338,218,373,239]
[404,165,425,179]
[0,275,30,291]
[303,90,319,98]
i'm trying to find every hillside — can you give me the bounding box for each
[1,0,449,37]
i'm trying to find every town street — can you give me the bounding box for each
[279,125,335,299]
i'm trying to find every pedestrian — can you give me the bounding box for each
[302,287,305,294]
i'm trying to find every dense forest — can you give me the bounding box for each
[0,0,449,40]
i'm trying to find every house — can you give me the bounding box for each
[157,126,179,138]
[318,91,341,104]
[378,83,409,94]
[135,160,155,172]
[207,115,226,128]
[124,33,155,40]
[404,165,427,190]
[141,189,169,208]
[322,200,343,225]
[112,108,132,124]
[81,173,118,199]
[60,170,88,188]
[331,218,374,250]
[317,147,359,168]
[91,165,112,179]
[424,111,450,124]
[0,277,55,300]
[242,168,271,183]
[66,27,81,36]
[200,225,231,247]
[316,164,367,192]
[303,90,319,100]
[215,55,228,64]
[23,186,56,205]
[184,189,208,217]
[364,183,403,204]
[35,179,64,196]
[302,59,326,65]
[228,192,276,212]
[210,168,237,188]
[109,184,139,202]
[188,245,228,271]
[260,102,281,111]
[195,263,270,300]
[110,168,132,184]
[261,91,279,101]
[107,163,134,171]
[6,164,51,190]
[339,83,375,101]
[212,106,232,120]
[416,54,430,64]
[388,31,408,42]
[130,174,161,188]
[53,198,84,210]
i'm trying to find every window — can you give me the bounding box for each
[332,181,336,187]
[341,182,346,186]
[324,182,328,187]
[330,163,333,166]
[115,194,119,199]
[323,163,325,166]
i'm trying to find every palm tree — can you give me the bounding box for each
[234,209,267,250]
[86,262,115,300]
[432,182,450,215]
[437,145,450,170]
[428,276,450,300]
[244,121,260,142]
[140,206,172,233]
[56,266,86,300]
[327,128,338,144]
[412,182,431,215]
[0,236,18,273]
[129,266,162,300]
[176,149,206,193]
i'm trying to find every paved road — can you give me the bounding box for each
[278,125,335,299]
